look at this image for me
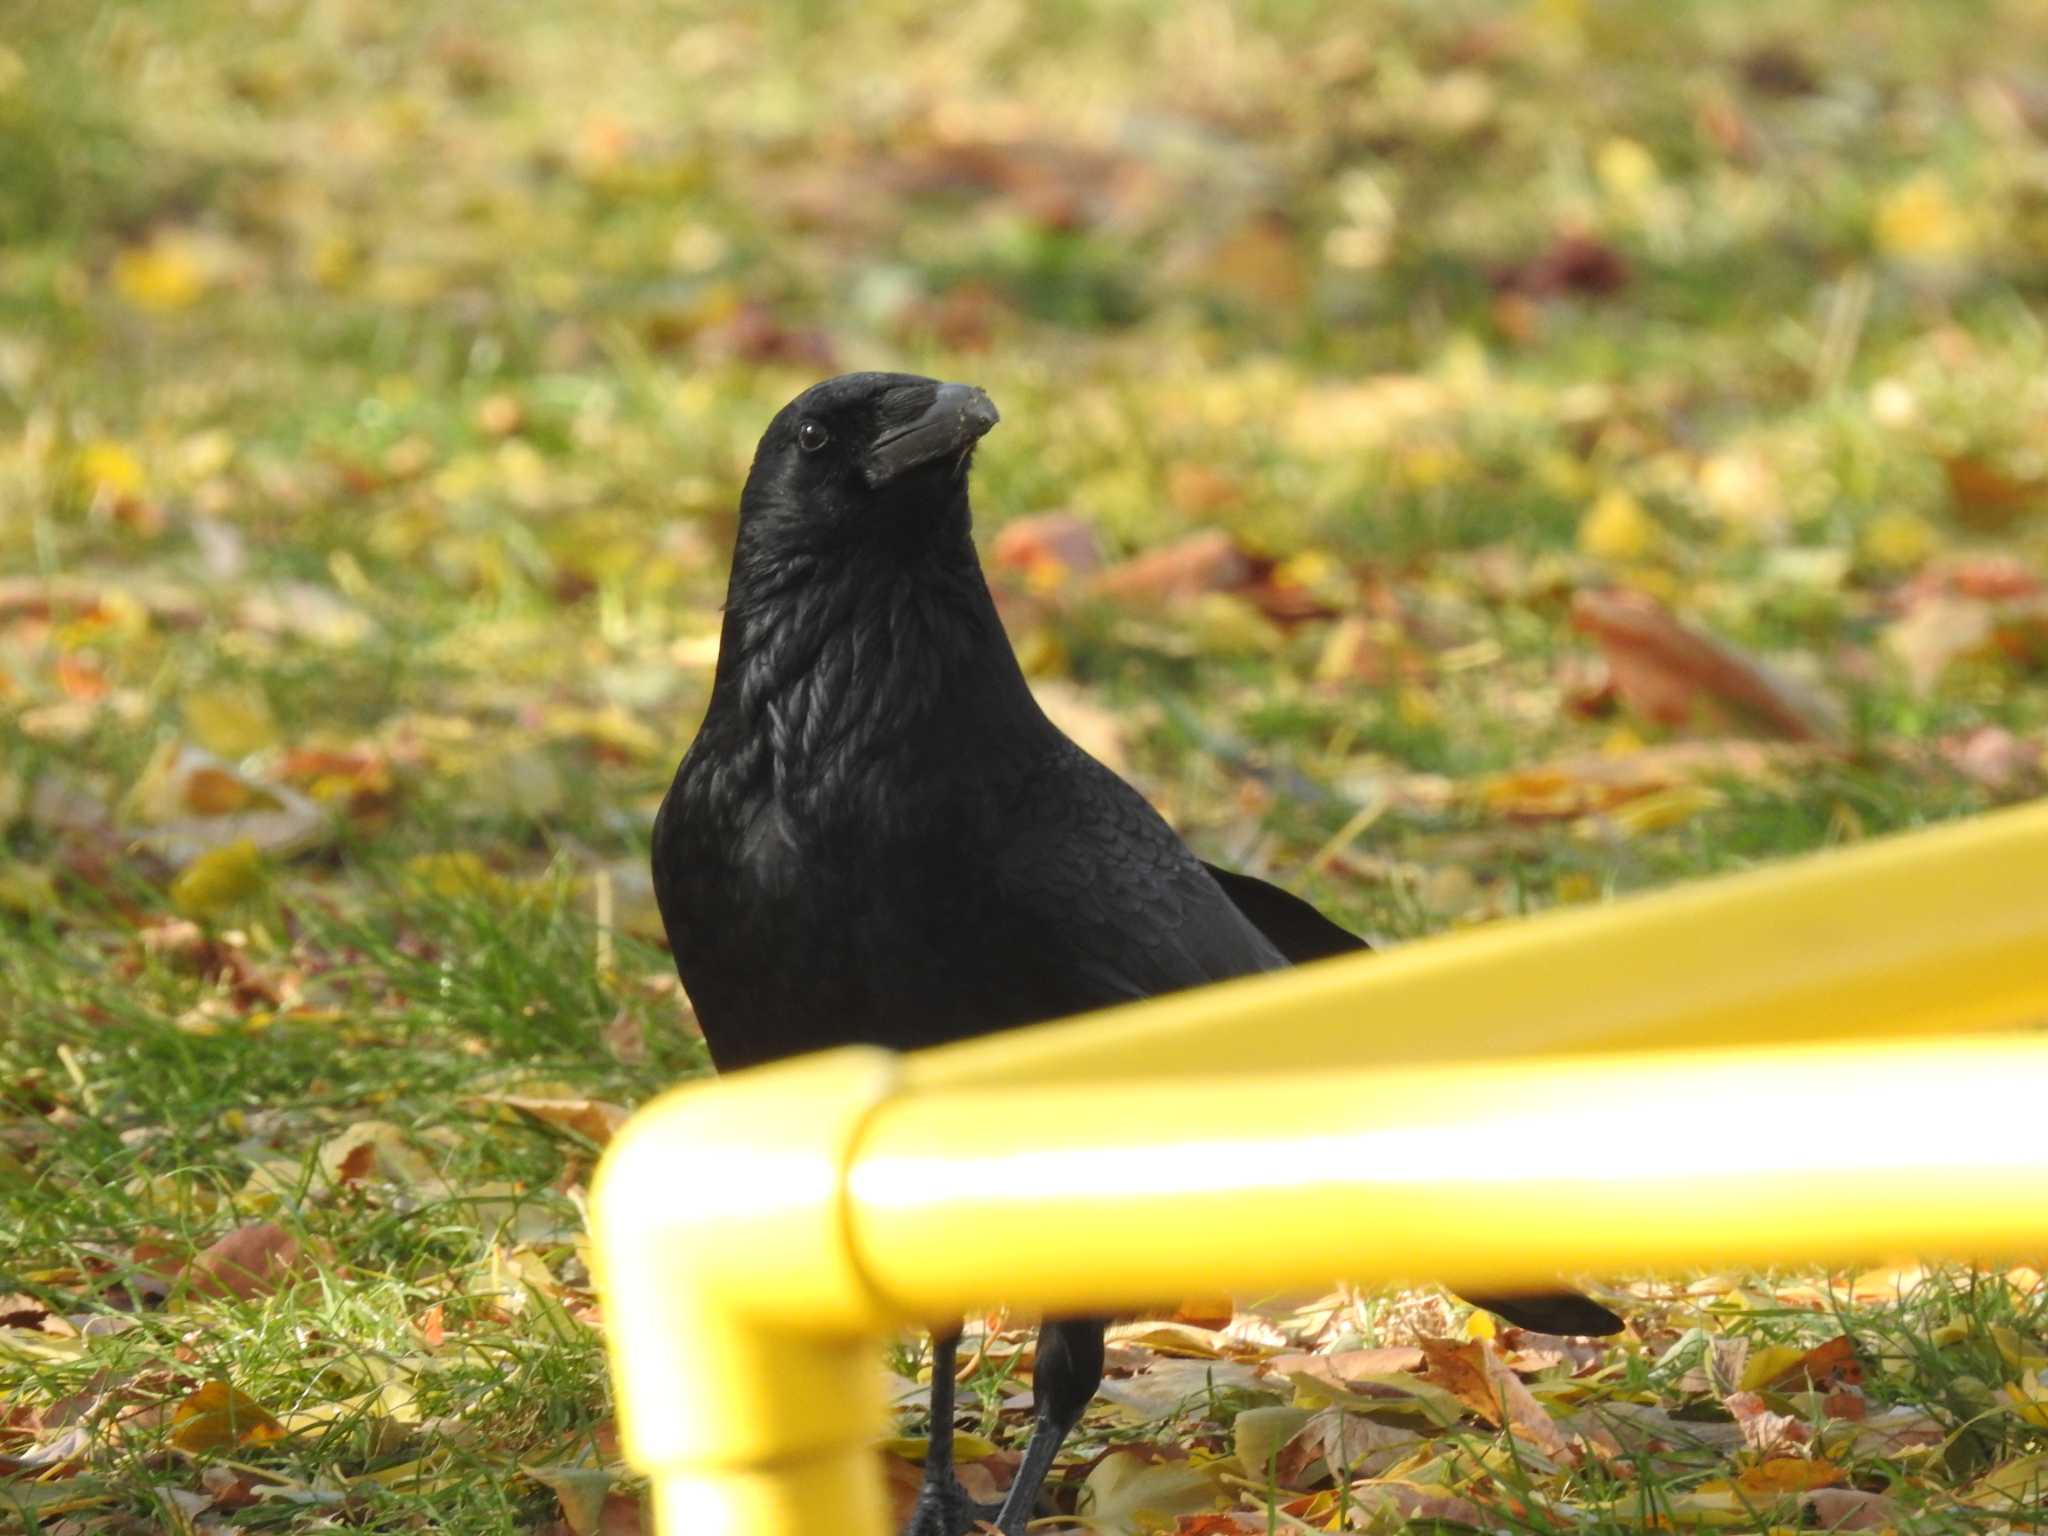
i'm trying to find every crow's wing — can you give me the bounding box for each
[1200,863,1368,963]
[981,742,1287,1017]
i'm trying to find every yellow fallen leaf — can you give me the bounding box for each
[112,234,211,312]
[878,1430,1000,1463]
[75,439,145,497]
[1860,510,1940,571]
[1965,1450,2048,1509]
[1579,488,1658,561]
[181,684,280,758]
[1588,783,1727,837]
[1991,1325,2048,1373]
[170,839,267,918]
[1875,173,1973,262]
[2002,1377,2048,1428]
[1738,1342,1810,1392]
[169,1380,284,1452]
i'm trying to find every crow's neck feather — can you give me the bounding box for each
[693,518,1046,826]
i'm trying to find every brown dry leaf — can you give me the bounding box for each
[468,1093,633,1146]
[1417,1337,1574,1461]
[1493,230,1632,300]
[1279,1408,1422,1484]
[1095,530,1254,606]
[1571,589,1845,741]
[1804,1487,1899,1530]
[180,1221,304,1302]
[1723,1390,1811,1454]
[168,1380,284,1452]
[1942,454,2048,531]
[528,1465,616,1536]
[1263,1346,1425,1391]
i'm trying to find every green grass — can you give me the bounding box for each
[5,0,2048,1529]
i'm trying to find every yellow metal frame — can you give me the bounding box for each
[590,799,2048,1536]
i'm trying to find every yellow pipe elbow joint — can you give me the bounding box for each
[589,1046,902,1536]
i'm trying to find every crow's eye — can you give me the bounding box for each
[797,420,830,454]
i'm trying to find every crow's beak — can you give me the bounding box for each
[863,383,1000,487]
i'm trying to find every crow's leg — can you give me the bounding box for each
[990,1317,1107,1535]
[904,1328,1002,1536]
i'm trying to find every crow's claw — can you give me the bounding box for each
[902,1474,1003,1536]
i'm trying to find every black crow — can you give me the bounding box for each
[652,372,1622,1536]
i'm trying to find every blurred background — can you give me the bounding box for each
[6,2,2048,1529]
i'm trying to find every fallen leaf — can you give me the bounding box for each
[1722,1390,1809,1455]
[1417,1337,1573,1461]
[169,1381,283,1452]
[125,742,328,867]
[1803,1487,1898,1530]
[317,1120,441,1189]
[1942,454,2048,530]
[527,1465,615,1536]
[991,512,1104,593]
[1731,1457,1842,1496]
[468,1094,633,1146]
[1494,230,1631,299]
[1079,1447,1232,1536]
[181,1221,304,1302]
[1095,530,1254,605]
[1742,1335,1859,1392]
[1263,1346,1426,1391]
[1571,588,1845,741]
[1276,1408,1421,1485]
[1342,1477,1492,1528]
[1231,1404,1310,1479]
[180,685,280,759]
[169,840,268,919]
[1579,488,1660,561]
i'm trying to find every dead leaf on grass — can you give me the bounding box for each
[1570,589,1845,742]
[180,1221,304,1302]
[168,1380,284,1452]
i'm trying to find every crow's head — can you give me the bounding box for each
[734,372,1000,560]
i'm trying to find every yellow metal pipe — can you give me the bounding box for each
[592,805,2048,1536]
[852,1033,2048,1318]
[588,1047,903,1536]
[907,797,2048,1091]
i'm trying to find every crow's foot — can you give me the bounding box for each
[902,1474,1003,1536]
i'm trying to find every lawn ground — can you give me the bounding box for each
[5,1,2048,1531]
